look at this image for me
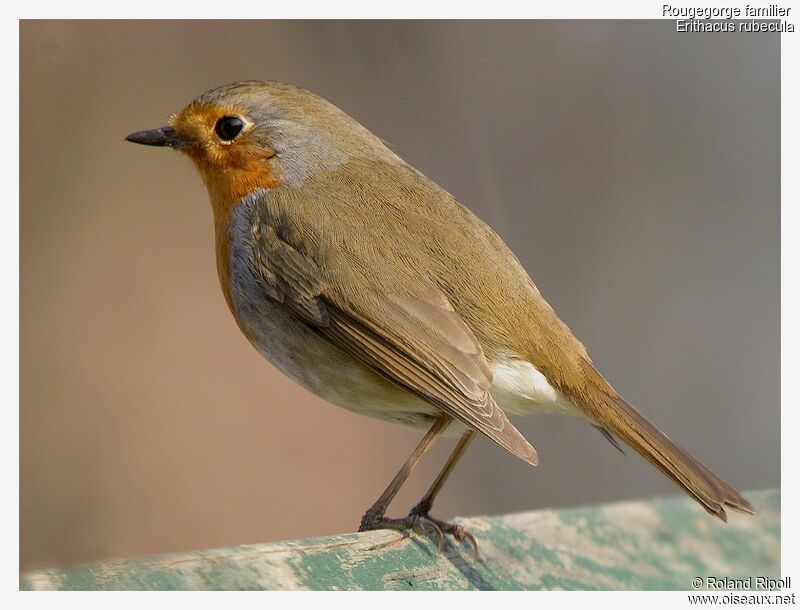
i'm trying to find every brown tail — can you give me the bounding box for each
[598,393,754,521]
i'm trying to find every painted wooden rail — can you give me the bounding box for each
[21,489,779,591]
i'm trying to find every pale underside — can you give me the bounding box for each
[226,197,579,437]
[235,290,579,434]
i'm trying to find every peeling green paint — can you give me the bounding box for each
[20,489,779,591]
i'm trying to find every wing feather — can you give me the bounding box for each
[248,201,538,466]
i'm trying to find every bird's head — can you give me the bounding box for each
[126,81,393,214]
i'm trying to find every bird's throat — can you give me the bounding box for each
[196,157,283,314]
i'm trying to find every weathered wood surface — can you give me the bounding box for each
[21,489,778,591]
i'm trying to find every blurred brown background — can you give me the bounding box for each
[20,20,779,571]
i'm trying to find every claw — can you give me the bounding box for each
[461,529,480,561]
[419,517,445,554]
[432,519,480,561]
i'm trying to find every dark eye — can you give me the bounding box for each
[214,116,244,141]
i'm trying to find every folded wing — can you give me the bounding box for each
[248,199,538,466]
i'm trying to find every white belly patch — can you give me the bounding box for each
[490,358,579,417]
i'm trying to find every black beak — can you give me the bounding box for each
[125,126,186,148]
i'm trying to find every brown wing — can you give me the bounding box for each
[249,204,538,466]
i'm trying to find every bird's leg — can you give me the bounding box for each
[409,430,479,559]
[411,429,476,516]
[359,414,451,533]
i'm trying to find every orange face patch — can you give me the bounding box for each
[170,102,282,215]
[170,102,283,311]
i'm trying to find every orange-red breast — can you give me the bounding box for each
[126,81,753,553]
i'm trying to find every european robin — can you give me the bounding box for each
[126,81,753,555]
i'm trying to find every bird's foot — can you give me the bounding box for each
[359,507,479,560]
[409,506,480,561]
